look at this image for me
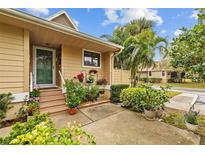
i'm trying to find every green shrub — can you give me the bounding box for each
[120,88,147,111]
[84,86,100,102]
[65,79,87,108]
[0,93,13,121]
[0,114,48,144]
[29,89,40,98]
[149,78,162,83]
[0,114,95,145]
[110,84,130,102]
[120,84,169,111]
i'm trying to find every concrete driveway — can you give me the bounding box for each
[51,103,200,145]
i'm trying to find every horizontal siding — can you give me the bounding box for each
[62,45,106,82]
[0,23,25,94]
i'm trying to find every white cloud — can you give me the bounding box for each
[25,8,49,17]
[73,19,79,27]
[102,8,163,26]
[174,29,183,37]
[160,30,166,34]
[190,10,198,20]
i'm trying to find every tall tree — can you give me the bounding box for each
[124,29,168,86]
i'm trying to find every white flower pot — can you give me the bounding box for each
[185,121,199,131]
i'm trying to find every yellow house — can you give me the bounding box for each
[0,8,132,108]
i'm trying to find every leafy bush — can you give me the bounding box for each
[65,79,87,108]
[0,114,49,144]
[184,110,199,125]
[29,89,40,98]
[0,114,96,145]
[110,84,129,102]
[84,86,100,102]
[120,84,169,111]
[0,93,13,121]
[120,88,147,111]
[86,74,95,84]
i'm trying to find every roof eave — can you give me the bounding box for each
[0,8,123,51]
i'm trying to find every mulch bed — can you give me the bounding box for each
[0,116,27,128]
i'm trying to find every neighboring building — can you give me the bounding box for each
[0,8,131,104]
[139,60,175,83]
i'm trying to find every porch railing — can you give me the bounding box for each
[58,70,66,93]
[30,72,33,92]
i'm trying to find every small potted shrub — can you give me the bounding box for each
[65,79,86,115]
[96,78,108,98]
[184,110,199,131]
[29,88,40,101]
[67,94,80,115]
[143,86,168,119]
[86,74,95,84]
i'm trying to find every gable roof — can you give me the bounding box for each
[0,8,123,51]
[47,10,78,31]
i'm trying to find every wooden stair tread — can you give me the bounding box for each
[40,91,63,97]
[40,100,66,109]
[40,95,65,103]
[40,105,68,114]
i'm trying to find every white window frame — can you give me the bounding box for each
[82,49,101,68]
[33,46,56,88]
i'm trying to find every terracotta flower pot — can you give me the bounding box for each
[185,121,199,131]
[68,108,77,115]
[144,109,157,119]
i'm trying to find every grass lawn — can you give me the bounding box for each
[163,111,205,145]
[166,91,182,98]
[154,83,205,89]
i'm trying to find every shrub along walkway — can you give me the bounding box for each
[51,103,200,145]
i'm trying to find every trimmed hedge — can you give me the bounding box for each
[120,85,169,112]
[110,84,130,102]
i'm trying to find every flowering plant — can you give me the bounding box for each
[184,110,199,125]
[76,72,84,82]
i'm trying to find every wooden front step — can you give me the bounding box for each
[40,105,68,114]
[39,88,67,114]
[40,100,66,109]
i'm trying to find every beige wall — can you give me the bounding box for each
[140,71,171,83]
[0,23,30,94]
[61,45,112,84]
[112,69,131,85]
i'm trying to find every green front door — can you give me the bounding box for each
[36,48,54,85]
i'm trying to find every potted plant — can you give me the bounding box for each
[86,74,95,84]
[66,94,81,115]
[143,86,168,119]
[96,78,107,100]
[184,110,199,131]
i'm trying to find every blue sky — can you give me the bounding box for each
[18,8,198,60]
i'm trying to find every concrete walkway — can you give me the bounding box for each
[52,103,200,145]
[0,103,200,144]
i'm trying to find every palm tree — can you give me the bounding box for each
[124,29,168,86]
[101,18,154,70]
